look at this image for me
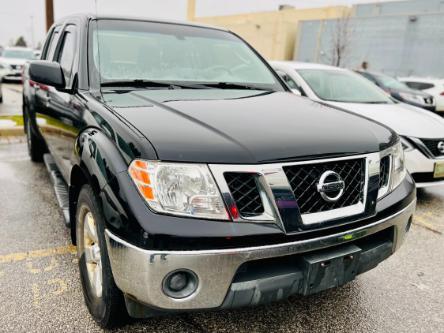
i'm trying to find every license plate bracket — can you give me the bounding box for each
[433,161,444,178]
[301,244,361,295]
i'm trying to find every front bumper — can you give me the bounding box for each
[405,149,444,187]
[105,198,415,312]
[2,69,22,81]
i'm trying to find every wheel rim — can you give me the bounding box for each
[83,211,103,298]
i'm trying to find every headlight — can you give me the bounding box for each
[390,141,406,191]
[378,141,406,199]
[128,160,229,220]
[398,92,424,105]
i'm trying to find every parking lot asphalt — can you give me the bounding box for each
[1,85,444,332]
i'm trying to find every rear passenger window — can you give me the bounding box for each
[57,29,76,84]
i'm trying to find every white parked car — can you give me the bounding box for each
[398,77,444,113]
[0,47,35,82]
[271,61,444,188]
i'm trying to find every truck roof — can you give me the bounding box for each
[55,13,228,32]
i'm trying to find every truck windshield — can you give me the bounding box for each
[297,69,393,104]
[93,20,284,91]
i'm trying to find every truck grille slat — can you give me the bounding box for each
[379,155,390,189]
[224,173,264,217]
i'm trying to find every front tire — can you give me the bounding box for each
[76,185,128,328]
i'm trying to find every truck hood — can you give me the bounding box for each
[103,90,396,164]
[326,101,444,139]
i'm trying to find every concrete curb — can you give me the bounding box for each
[0,126,25,138]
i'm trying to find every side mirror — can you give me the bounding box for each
[29,60,65,89]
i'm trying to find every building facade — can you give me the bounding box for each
[296,0,444,77]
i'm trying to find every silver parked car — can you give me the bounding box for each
[272,61,444,188]
[0,47,35,82]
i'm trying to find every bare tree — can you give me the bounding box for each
[328,13,353,67]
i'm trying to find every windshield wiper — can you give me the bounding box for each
[199,82,271,91]
[100,79,199,90]
[101,80,273,92]
[362,101,390,104]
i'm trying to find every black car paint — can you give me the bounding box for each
[23,15,414,251]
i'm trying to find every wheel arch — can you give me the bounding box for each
[69,164,101,244]
[69,128,130,244]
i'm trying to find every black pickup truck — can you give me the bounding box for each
[23,14,416,328]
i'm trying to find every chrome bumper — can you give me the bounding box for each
[405,149,444,188]
[105,199,416,311]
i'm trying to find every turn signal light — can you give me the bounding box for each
[128,161,154,200]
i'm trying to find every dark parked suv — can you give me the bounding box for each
[356,70,436,112]
[23,15,416,328]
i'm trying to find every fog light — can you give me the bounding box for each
[162,269,198,299]
[169,272,188,292]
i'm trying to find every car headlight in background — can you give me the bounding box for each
[128,160,229,220]
[398,92,426,105]
[390,141,406,191]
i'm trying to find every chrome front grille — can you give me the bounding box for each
[224,173,264,217]
[209,152,383,231]
[283,159,366,214]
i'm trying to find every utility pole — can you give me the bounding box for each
[45,0,54,31]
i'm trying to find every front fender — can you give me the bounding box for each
[69,127,153,244]
[76,128,129,190]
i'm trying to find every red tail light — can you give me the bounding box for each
[440,91,444,96]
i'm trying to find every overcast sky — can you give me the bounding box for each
[0,0,403,48]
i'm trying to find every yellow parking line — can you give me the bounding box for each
[413,216,443,235]
[0,245,76,264]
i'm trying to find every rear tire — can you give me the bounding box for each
[76,185,128,328]
[25,107,46,162]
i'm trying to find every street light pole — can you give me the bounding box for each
[45,0,54,31]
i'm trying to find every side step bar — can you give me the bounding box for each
[43,154,70,227]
